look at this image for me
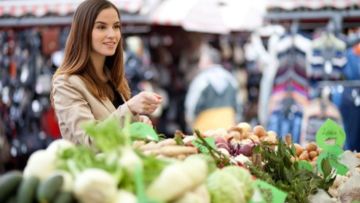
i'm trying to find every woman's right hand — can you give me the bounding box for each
[127,91,162,115]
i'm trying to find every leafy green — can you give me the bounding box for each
[83,117,131,152]
[134,165,162,203]
[130,122,159,142]
[56,146,123,184]
[248,140,336,203]
[194,130,230,167]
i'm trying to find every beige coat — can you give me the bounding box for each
[52,74,135,146]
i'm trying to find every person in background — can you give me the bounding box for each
[51,0,162,146]
[185,44,240,132]
[124,36,147,96]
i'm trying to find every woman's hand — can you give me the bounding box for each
[127,91,162,115]
[138,115,152,126]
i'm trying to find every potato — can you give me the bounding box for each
[299,151,309,161]
[237,122,252,134]
[312,156,318,162]
[253,125,267,137]
[309,151,318,159]
[294,143,303,156]
[249,134,260,143]
[267,131,277,139]
[305,142,317,152]
[263,135,277,144]
[228,131,241,141]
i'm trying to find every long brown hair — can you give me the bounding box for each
[52,0,130,101]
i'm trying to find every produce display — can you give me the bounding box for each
[0,117,359,203]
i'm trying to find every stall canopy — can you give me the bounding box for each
[267,0,360,10]
[0,0,143,17]
[150,0,265,33]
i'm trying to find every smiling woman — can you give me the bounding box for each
[51,0,162,146]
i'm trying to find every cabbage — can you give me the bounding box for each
[222,166,254,200]
[207,170,246,203]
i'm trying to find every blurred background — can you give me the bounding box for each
[0,0,360,172]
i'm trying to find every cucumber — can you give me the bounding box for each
[5,196,16,203]
[54,191,75,203]
[37,174,64,203]
[16,176,40,203]
[0,171,23,202]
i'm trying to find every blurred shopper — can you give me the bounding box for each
[185,44,240,132]
[125,36,147,95]
[51,0,162,146]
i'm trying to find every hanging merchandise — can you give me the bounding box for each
[0,28,68,171]
[308,27,347,91]
[338,42,360,151]
[247,25,286,125]
[266,23,312,143]
[41,27,60,56]
[300,97,343,145]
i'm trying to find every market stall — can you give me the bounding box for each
[0,117,359,203]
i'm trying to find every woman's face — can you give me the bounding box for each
[91,7,121,58]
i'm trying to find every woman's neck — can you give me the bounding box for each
[90,52,108,82]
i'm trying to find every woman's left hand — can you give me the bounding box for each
[138,115,152,126]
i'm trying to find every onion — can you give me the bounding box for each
[238,142,255,157]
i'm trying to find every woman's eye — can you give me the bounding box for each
[114,25,120,29]
[97,26,106,30]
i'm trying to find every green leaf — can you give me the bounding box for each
[130,122,159,142]
[298,160,313,172]
[317,152,348,176]
[83,118,129,152]
[321,158,332,178]
[254,180,287,203]
[192,137,216,154]
[134,164,161,203]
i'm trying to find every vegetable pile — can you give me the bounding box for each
[1,117,359,203]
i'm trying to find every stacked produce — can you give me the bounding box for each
[0,118,257,203]
[1,117,359,203]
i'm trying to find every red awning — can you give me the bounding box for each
[267,0,360,10]
[0,0,143,17]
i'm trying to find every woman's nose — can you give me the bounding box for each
[106,28,116,38]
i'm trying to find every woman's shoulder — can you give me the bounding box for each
[53,74,85,87]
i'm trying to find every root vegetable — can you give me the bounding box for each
[23,150,56,181]
[132,140,146,149]
[158,139,177,147]
[158,146,197,157]
[294,144,304,156]
[228,131,241,141]
[218,148,230,157]
[147,156,208,202]
[299,151,309,161]
[309,151,318,160]
[253,126,266,138]
[74,169,117,203]
[237,123,251,134]
[248,134,260,143]
[306,143,317,152]
[139,141,158,151]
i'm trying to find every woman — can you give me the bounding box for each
[51,0,162,146]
